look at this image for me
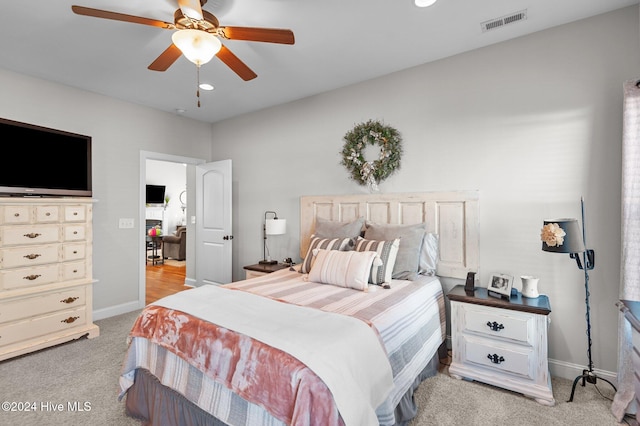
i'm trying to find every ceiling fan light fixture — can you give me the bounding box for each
[415,0,437,7]
[172,29,221,66]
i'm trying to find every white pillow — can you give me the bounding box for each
[308,249,380,291]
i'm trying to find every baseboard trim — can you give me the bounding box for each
[185,277,197,287]
[549,358,618,387]
[93,300,142,321]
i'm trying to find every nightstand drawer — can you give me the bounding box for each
[461,304,533,345]
[245,269,266,279]
[461,335,534,379]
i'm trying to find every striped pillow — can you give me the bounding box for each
[308,249,378,291]
[354,237,400,285]
[301,235,354,273]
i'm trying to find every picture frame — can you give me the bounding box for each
[487,273,514,299]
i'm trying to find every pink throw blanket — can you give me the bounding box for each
[129,304,344,426]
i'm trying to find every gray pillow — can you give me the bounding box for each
[418,233,439,276]
[314,217,365,239]
[364,222,427,280]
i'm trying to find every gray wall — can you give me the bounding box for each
[209,6,640,380]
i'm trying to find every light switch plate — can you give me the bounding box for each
[119,218,134,229]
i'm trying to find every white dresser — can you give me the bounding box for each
[448,285,554,406]
[0,197,99,361]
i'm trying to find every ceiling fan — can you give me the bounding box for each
[71,0,295,81]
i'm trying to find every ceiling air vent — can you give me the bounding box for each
[481,9,527,33]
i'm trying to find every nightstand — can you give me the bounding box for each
[447,285,555,406]
[243,263,290,280]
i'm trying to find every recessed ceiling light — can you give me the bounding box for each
[415,0,437,7]
[199,83,214,91]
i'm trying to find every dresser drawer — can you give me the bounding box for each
[1,244,59,268]
[460,335,534,379]
[0,287,86,324]
[62,243,86,261]
[2,225,60,246]
[62,261,86,281]
[2,206,31,224]
[63,224,86,241]
[0,306,87,347]
[64,205,86,222]
[458,303,533,345]
[0,264,59,290]
[35,205,60,222]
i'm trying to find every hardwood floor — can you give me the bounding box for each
[145,261,189,305]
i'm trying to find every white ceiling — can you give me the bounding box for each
[1,0,637,124]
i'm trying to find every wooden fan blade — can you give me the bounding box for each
[148,44,183,71]
[216,45,257,81]
[71,5,175,29]
[219,27,295,45]
[177,0,203,21]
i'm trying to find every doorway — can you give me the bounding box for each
[139,151,205,306]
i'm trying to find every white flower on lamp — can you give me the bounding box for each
[540,223,566,247]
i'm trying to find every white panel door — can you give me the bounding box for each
[195,159,232,285]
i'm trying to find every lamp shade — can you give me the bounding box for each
[265,218,286,235]
[541,218,585,253]
[171,29,221,66]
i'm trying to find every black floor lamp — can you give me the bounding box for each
[540,198,617,402]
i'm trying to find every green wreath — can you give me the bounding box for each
[341,120,403,189]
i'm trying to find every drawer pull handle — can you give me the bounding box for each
[23,274,41,281]
[73,250,78,254]
[72,269,78,273]
[487,354,505,364]
[14,213,20,217]
[61,316,80,324]
[61,297,79,304]
[24,233,41,239]
[73,231,78,235]
[23,253,42,260]
[73,212,78,216]
[486,321,504,332]
[46,212,51,216]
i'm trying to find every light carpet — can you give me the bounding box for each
[0,309,629,425]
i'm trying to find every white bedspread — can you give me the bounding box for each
[152,284,394,426]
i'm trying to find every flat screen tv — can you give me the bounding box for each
[146,185,166,204]
[0,118,92,197]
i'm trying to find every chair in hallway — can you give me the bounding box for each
[163,226,186,261]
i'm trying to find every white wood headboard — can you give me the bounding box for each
[300,191,479,280]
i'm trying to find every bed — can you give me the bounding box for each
[119,191,479,425]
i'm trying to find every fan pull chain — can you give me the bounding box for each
[196,65,201,108]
